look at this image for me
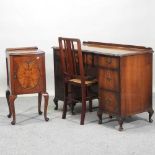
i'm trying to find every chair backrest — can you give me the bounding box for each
[58,37,85,84]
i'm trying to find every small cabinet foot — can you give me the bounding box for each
[11,120,16,125]
[109,115,113,119]
[118,117,124,131]
[53,98,58,110]
[148,109,154,123]
[97,110,103,124]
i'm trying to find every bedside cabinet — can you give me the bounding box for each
[6,47,49,125]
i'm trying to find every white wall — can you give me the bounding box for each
[0,0,155,96]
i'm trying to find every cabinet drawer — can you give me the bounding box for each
[99,90,119,114]
[83,54,98,66]
[99,69,119,92]
[98,56,119,69]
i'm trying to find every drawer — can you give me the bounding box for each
[99,69,119,92]
[99,90,119,114]
[98,56,119,69]
[83,54,98,66]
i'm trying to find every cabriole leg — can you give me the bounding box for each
[42,92,49,121]
[97,109,103,124]
[9,95,17,125]
[53,97,58,110]
[6,90,11,118]
[118,117,124,131]
[38,93,42,115]
[148,109,154,123]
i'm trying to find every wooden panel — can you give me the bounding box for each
[53,49,64,100]
[11,54,45,94]
[99,90,119,114]
[98,56,119,69]
[120,53,152,116]
[98,69,119,92]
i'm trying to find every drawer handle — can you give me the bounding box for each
[106,58,112,64]
[104,98,111,104]
[14,74,17,79]
[106,77,112,82]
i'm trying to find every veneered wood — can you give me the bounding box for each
[11,54,45,94]
[99,90,119,114]
[98,69,119,92]
[6,47,49,125]
[98,56,119,69]
[120,53,152,116]
[53,41,154,130]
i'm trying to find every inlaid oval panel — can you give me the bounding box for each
[17,61,40,89]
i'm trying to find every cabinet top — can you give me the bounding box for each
[6,46,45,56]
[53,41,153,57]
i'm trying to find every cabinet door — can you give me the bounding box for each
[12,54,45,94]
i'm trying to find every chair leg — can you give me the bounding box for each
[71,102,76,115]
[62,83,68,119]
[42,92,49,121]
[38,93,42,115]
[9,95,17,125]
[89,99,93,112]
[80,87,86,125]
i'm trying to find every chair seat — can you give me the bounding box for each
[69,78,97,85]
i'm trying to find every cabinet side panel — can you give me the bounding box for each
[53,49,64,101]
[120,53,152,116]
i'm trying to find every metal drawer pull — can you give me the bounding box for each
[14,74,17,79]
[104,98,111,104]
[106,58,112,64]
[106,77,112,82]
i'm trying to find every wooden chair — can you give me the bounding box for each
[58,37,98,125]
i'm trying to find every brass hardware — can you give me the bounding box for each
[14,74,17,79]
[104,98,111,104]
[106,58,112,64]
[106,77,112,82]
